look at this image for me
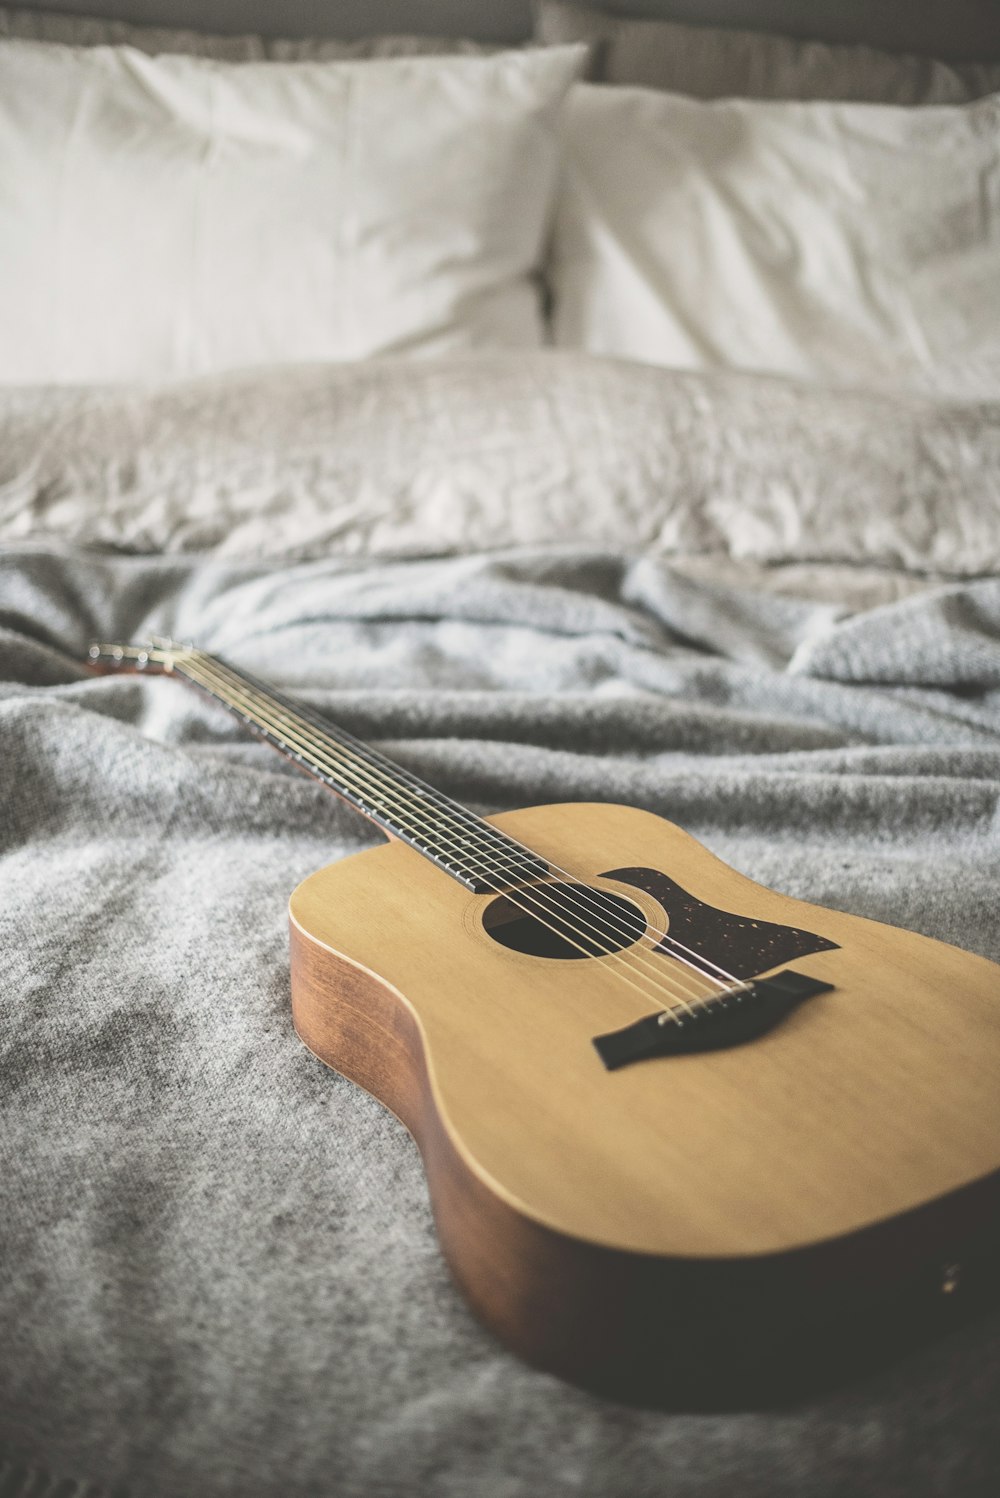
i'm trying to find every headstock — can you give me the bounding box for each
[85,636,194,675]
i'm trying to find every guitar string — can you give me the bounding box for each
[178,649,754,1019]
[175,649,754,1019]
[94,642,749,1022]
[174,652,720,1022]
[210,657,746,1003]
[183,648,750,1006]
[179,648,752,1002]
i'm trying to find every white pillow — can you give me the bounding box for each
[550,84,1000,399]
[0,39,582,383]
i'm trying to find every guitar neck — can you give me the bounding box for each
[87,640,547,893]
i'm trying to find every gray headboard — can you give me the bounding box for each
[16,0,1000,61]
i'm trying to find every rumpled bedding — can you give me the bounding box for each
[1,354,999,1498]
[2,352,999,579]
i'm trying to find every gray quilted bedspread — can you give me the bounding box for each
[1,540,999,1497]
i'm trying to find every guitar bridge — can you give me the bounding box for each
[592,969,833,1070]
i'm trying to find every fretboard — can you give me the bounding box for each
[165,647,547,893]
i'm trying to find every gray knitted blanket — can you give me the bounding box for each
[1,540,999,1497]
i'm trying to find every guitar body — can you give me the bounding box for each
[288,801,1000,1405]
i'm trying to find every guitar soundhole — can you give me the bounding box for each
[482,883,647,960]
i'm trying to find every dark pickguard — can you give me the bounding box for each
[603,867,839,980]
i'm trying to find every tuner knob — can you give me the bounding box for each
[88,645,100,659]
[112,647,124,662]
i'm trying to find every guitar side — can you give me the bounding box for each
[288,801,1000,1404]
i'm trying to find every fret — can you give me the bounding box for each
[87,640,547,893]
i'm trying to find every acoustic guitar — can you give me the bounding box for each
[87,640,1000,1405]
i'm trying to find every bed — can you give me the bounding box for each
[2,4,1000,1496]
